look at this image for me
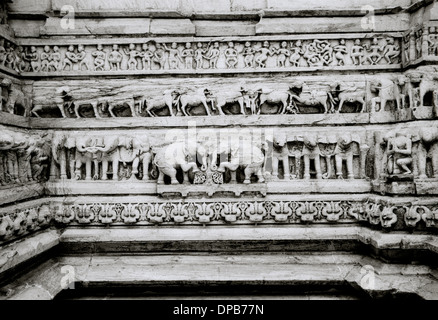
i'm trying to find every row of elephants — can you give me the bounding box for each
[2,125,438,188]
[28,74,438,118]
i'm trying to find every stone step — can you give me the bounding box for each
[2,252,437,300]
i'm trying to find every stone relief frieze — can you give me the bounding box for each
[47,198,437,230]
[0,204,52,243]
[0,129,51,188]
[1,196,436,243]
[30,75,428,119]
[11,37,402,76]
[49,130,371,185]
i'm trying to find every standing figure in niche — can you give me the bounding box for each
[48,46,61,72]
[276,41,290,68]
[383,37,400,64]
[255,41,275,68]
[241,41,255,68]
[416,30,423,59]
[63,45,77,71]
[123,43,140,71]
[92,44,106,71]
[427,27,438,56]
[181,42,195,69]
[108,44,123,71]
[163,42,183,70]
[334,39,348,66]
[351,39,365,66]
[289,40,304,67]
[76,45,89,71]
[365,37,384,65]
[386,132,413,175]
[0,40,6,66]
[40,46,51,72]
[224,41,238,69]
[194,42,207,69]
[140,43,153,70]
[204,42,220,69]
[152,43,166,70]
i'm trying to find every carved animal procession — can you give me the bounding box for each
[30,74,435,118]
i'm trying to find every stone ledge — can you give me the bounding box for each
[0,229,59,275]
[0,183,45,206]
[1,251,437,300]
[40,17,151,36]
[27,114,373,129]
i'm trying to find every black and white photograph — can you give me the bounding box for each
[0,0,436,309]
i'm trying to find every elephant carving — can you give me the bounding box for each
[334,134,361,180]
[265,132,290,180]
[302,135,322,180]
[131,136,152,181]
[51,134,76,180]
[209,139,265,184]
[95,135,123,181]
[74,136,104,180]
[153,141,207,185]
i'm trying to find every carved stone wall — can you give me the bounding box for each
[1,0,438,300]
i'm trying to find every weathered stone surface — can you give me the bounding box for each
[193,20,256,36]
[1,0,438,302]
[40,17,151,36]
[0,230,59,274]
[256,15,410,34]
[9,20,43,38]
[265,0,411,10]
[150,19,195,35]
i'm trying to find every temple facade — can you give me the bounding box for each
[0,0,437,300]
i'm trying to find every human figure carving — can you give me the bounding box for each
[386,132,413,175]
[276,41,290,67]
[63,45,77,71]
[365,37,384,65]
[108,44,123,71]
[351,39,365,66]
[383,37,400,64]
[242,41,255,68]
[163,42,183,69]
[152,43,166,70]
[334,39,348,66]
[92,44,106,71]
[181,42,195,69]
[76,45,89,71]
[255,41,275,68]
[204,42,220,69]
[124,43,140,70]
[140,43,153,70]
[224,41,238,69]
[194,42,207,69]
[40,46,51,72]
[289,40,304,67]
[48,46,61,72]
